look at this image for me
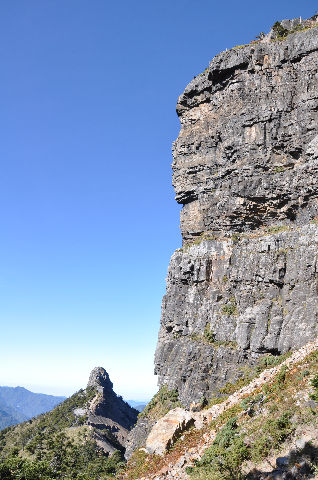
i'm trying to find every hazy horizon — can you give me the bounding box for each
[0,381,150,403]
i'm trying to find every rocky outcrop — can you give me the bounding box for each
[126,18,318,458]
[86,367,138,454]
[0,367,138,478]
[173,24,318,241]
[155,22,318,408]
[149,338,318,458]
[155,225,318,407]
[126,338,318,480]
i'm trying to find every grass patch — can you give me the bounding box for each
[138,385,181,421]
[265,225,289,235]
[187,417,249,479]
[221,296,238,316]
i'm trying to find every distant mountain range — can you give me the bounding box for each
[0,386,65,430]
[0,385,147,431]
[0,367,139,479]
[127,400,147,412]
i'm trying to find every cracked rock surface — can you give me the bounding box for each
[126,23,318,457]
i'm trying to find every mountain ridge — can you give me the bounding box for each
[0,386,65,430]
[0,367,138,479]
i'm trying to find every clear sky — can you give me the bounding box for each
[0,0,316,401]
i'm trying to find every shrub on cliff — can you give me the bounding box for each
[139,385,181,421]
[187,417,249,479]
[272,21,289,38]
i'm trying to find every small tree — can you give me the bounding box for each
[272,21,288,38]
[255,32,265,40]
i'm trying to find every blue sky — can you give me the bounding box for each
[0,0,316,400]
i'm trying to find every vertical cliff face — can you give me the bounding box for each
[155,23,318,408]
[125,19,318,457]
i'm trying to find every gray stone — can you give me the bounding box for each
[276,456,289,468]
[87,366,113,393]
[156,23,318,408]
[126,19,318,457]
[86,367,138,455]
[155,227,318,407]
[295,437,307,450]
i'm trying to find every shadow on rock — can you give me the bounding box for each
[246,442,318,479]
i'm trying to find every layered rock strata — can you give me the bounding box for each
[156,23,318,407]
[173,25,318,242]
[155,226,318,407]
[126,20,318,456]
[86,367,138,454]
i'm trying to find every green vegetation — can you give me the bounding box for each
[274,165,286,173]
[138,385,181,421]
[230,16,318,57]
[0,388,96,452]
[204,324,216,344]
[186,351,318,479]
[250,412,295,463]
[240,393,263,415]
[272,21,289,38]
[125,347,318,480]
[183,231,219,249]
[309,374,318,401]
[0,388,125,479]
[231,233,240,244]
[191,325,238,350]
[0,442,124,480]
[271,19,318,42]
[221,296,238,316]
[190,332,202,342]
[187,417,249,479]
[232,44,249,50]
[214,351,291,398]
[256,351,291,373]
[265,225,289,235]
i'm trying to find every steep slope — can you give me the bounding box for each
[123,339,318,479]
[126,15,318,459]
[0,386,65,429]
[0,397,27,430]
[0,367,138,479]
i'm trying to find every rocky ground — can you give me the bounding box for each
[123,339,318,479]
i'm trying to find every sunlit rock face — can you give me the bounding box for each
[126,20,318,457]
[155,25,318,408]
[173,27,318,242]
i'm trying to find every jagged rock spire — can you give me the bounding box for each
[87,367,113,391]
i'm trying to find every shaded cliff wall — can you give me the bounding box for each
[155,25,318,408]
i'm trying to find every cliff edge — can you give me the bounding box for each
[126,17,318,458]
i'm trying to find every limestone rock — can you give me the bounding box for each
[127,19,318,457]
[145,408,194,455]
[155,24,318,408]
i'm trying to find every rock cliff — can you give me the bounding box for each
[155,20,318,408]
[126,17,318,457]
